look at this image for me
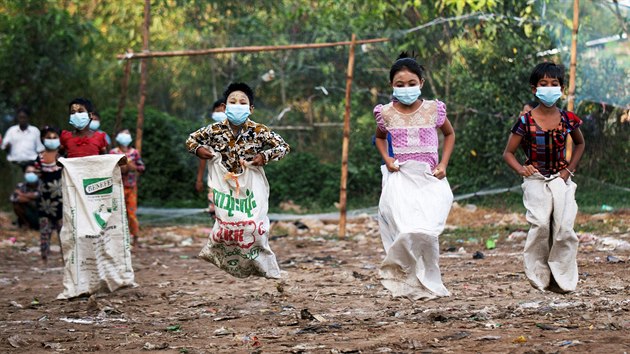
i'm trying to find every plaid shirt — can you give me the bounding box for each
[186,119,290,174]
[511,110,582,177]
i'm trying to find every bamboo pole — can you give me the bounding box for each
[136,0,150,155]
[566,0,579,160]
[114,52,132,135]
[338,34,356,238]
[116,37,388,60]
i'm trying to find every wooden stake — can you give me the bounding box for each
[338,34,356,238]
[115,52,132,135]
[567,0,579,160]
[136,0,150,155]
[117,37,388,60]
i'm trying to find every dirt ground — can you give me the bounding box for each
[1,206,629,354]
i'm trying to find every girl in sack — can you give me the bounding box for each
[503,62,585,293]
[374,52,455,300]
[186,82,290,278]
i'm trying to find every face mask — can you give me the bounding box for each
[116,133,132,147]
[69,112,91,129]
[89,120,101,130]
[24,172,38,183]
[393,86,421,105]
[44,138,60,150]
[536,86,562,107]
[211,112,227,123]
[225,104,251,126]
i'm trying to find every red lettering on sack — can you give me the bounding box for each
[212,217,257,249]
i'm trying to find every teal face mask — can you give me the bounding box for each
[393,86,421,105]
[69,112,90,129]
[536,86,562,107]
[116,133,132,147]
[226,104,250,125]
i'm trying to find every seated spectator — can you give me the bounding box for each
[10,164,41,230]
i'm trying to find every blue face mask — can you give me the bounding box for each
[393,86,421,105]
[44,138,60,150]
[69,112,91,130]
[212,112,227,123]
[536,86,562,107]
[116,133,132,147]
[89,120,101,131]
[24,172,38,183]
[226,104,251,126]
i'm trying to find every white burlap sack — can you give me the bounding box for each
[378,161,453,300]
[199,155,280,278]
[57,155,135,299]
[522,173,579,293]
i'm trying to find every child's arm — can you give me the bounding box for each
[195,159,207,192]
[375,128,397,172]
[503,133,538,176]
[254,129,290,166]
[186,127,214,159]
[434,118,455,179]
[560,128,585,181]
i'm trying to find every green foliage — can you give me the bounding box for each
[0,0,627,212]
[265,152,340,210]
[0,0,95,124]
[99,107,203,207]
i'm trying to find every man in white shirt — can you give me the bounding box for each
[1,107,44,169]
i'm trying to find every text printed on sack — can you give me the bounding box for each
[213,188,257,217]
[212,218,266,249]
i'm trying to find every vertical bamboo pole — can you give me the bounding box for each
[566,0,579,159]
[115,52,132,135]
[338,34,356,238]
[136,0,151,154]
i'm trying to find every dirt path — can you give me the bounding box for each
[1,210,629,353]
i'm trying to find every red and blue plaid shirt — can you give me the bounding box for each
[511,110,582,177]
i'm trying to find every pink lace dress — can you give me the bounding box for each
[373,100,447,170]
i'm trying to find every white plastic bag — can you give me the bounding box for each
[378,161,453,300]
[57,155,135,299]
[199,155,280,278]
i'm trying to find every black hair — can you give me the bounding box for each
[16,106,31,117]
[40,125,60,142]
[223,83,254,105]
[115,128,131,136]
[389,51,425,83]
[211,97,226,111]
[68,97,95,113]
[529,62,565,87]
[92,111,100,118]
[526,101,539,109]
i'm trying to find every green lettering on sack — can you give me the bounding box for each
[213,188,257,217]
[83,177,113,195]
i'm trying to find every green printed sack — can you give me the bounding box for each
[57,155,135,299]
[199,155,281,278]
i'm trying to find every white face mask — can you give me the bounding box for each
[212,112,227,122]
[225,104,251,125]
[535,86,562,107]
[393,86,421,105]
[69,112,90,129]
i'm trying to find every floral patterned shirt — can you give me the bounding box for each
[109,147,145,188]
[186,119,290,174]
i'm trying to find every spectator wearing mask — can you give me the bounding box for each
[88,111,112,148]
[110,129,145,247]
[10,164,41,230]
[60,98,108,158]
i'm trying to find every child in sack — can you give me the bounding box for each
[503,62,585,293]
[186,82,290,278]
[374,52,455,300]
